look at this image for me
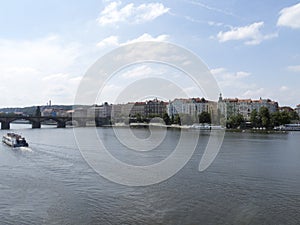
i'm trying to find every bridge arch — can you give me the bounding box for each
[0,115,92,129]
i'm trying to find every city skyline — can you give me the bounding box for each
[0,94,299,110]
[0,1,299,107]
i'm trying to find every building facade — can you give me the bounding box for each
[96,103,112,118]
[218,94,279,120]
[295,104,300,118]
[145,98,167,117]
[167,97,214,116]
[41,107,68,117]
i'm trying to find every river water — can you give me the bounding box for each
[0,124,300,224]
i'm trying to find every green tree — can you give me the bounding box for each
[227,113,244,128]
[162,113,171,125]
[173,114,181,125]
[198,111,211,124]
[171,114,174,124]
[259,106,270,128]
[136,113,143,123]
[250,109,260,127]
[289,110,299,120]
[271,111,295,127]
[271,111,282,127]
[280,111,291,125]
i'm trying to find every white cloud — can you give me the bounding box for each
[0,35,79,73]
[97,1,169,26]
[183,16,223,27]
[42,73,69,81]
[186,0,236,17]
[216,22,277,45]
[96,35,119,48]
[242,88,266,99]
[120,65,153,79]
[96,33,170,49]
[211,68,250,81]
[242,87,299,107]
[183,86,203,97]
[208,21,223,27]
[122,33,170,45]
[277,3,300,29]
[97,83,122,103]
[211,67,253,97]
[210,67,226,75]
[279,86,289,92]
[0,36,81,107]
[287,65,300,72]
[41,73,81,103]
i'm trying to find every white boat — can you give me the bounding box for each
[274,124,300,131]
[2,133,29,147]
[191,123,211,130]
[191,124,224,130]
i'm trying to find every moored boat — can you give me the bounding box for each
[191,123,211,130]
[2,133,29,147]
[274,124,300,131]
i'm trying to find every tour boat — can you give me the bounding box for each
[191,124,224,130]
[274,124,300,131]
[2,133,29,147]
[191,123,211,130]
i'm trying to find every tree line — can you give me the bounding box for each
[124,111,212,126]
[226,106,299,129]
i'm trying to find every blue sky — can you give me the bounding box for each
[0,0,299,107]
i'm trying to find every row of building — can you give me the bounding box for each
[296,104,300,117]
[36,95,300,122]
[217,94,279,120]
[111,98,167,118]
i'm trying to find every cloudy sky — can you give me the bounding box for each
[0,0,299,107]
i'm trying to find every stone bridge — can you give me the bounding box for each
[0,116,94,129]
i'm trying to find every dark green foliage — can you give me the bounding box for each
[270,110,299,126]
[250,109,260,127]
[227,114,244,128]
[289,110,299,120]
[198,111,211,124]
[259,106,271,128]
[271,111,282,127]
[162,113,171,125]
[171,114,174,124]
[136,113,143,123]
[173,114,181,125]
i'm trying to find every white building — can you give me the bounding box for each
[111,104,123,118]
[111,102,146,118]
[42,107,69,117]
[218,94,278,120]
[295,104,300,118]
[96,103,112,118]
[167,98,213,116]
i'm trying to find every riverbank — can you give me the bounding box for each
[225,128,288,134]
[111,123,291,133]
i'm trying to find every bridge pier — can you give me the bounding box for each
[95,117,111,127]
[32,121,41,129]
[1,122,10,130]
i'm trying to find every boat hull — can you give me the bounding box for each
[2,133,29,148]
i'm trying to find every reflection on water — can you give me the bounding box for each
[0,125,300,224]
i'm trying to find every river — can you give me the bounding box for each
[0,124,300,224]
